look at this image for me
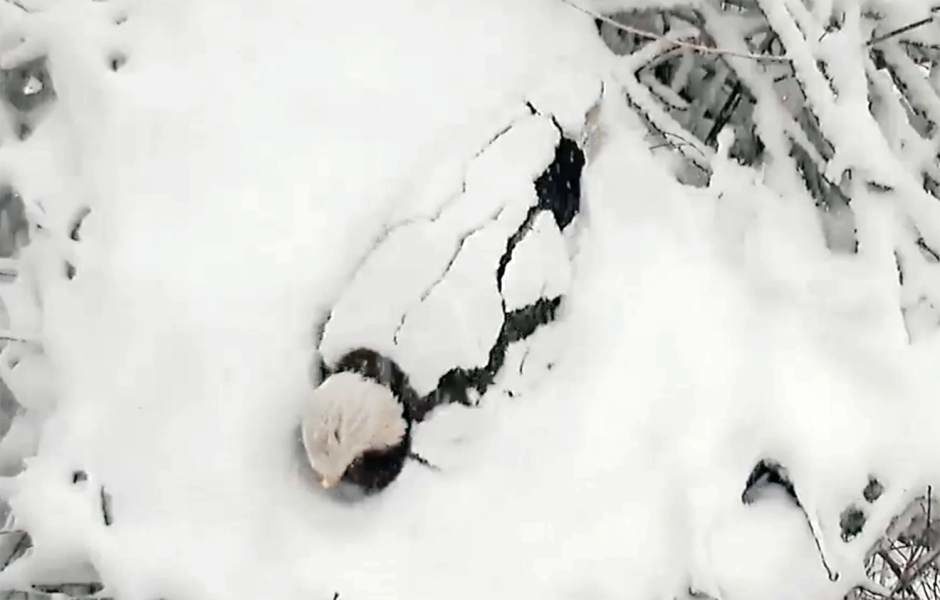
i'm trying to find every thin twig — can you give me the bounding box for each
[0,532,29,571]
[2,0,29,13]
[0,331,36,345]
[407,451,441,471]
[892,546,940,598]
[99,486,112,527]
[867,13,938,47]
[560,0,791,62]
[927,486,934,549]
[881,549,920,597]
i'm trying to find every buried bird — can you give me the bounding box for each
[301,369,413,493]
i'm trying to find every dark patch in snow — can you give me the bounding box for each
[742,459,798,505]
[108,52,127,72]
[534,137,584,230]
[0,530,31,571]
[863,477,884,503]
[2,57,54,113]
[31,582,105,596]
[422,368,479,415]
[839,505,866,541]
[865,181,893,194]
[0,186,29,258]
[496,205,540,295]
[69,207,91,242]
[100,486,113,526]
[429,296,562,405]
[71,470,87,484]
[916,237,940,263]
[495,134,584,297]
[65,261,77,280]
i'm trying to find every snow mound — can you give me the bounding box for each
[0,1,936,600]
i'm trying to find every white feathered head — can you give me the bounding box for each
[302,371,408,489]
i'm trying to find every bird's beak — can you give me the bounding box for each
[320,477,338,489]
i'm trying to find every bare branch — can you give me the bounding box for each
[560,0,791,62]
[867,13,938,47]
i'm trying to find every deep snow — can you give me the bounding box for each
[0,1,936,599]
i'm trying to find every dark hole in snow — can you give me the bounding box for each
[17,122,30,140]
[926,174,940,200]
[2,57,55,113]
[65,261,77,280]
[742,459,798,505]
[535,137,584,230]
[109,52,127,72]
[32,582,104,595]
[70,206,91,242]
[113,12,128,25]
[863,477,884,503]
[71,470,87,484]
[839,505,866,541]
[0,186,29,258]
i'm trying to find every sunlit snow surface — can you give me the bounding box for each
[0,1,938,599]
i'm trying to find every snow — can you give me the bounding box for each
[502,211,571,312]
[319,113,561,394]
[0,1,938,600]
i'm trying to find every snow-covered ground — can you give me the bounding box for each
[0,0,938,599]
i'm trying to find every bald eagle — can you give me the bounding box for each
[302,350,415,493]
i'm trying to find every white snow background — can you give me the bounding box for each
[0,0,937,599]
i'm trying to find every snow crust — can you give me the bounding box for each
[319,113,560,394]
[0,1,937,600]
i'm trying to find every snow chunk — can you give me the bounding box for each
[501,210,571,311]
[394,201,528,394]
[527,66,602,138]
